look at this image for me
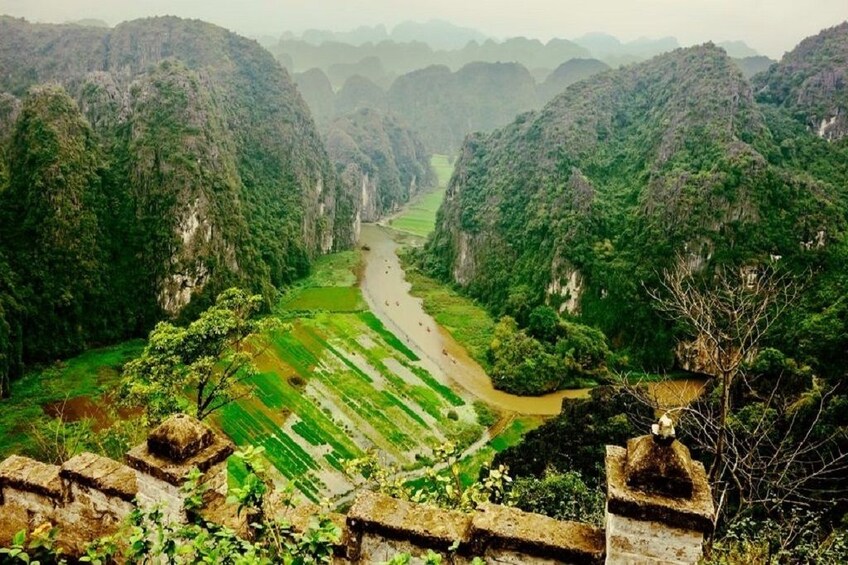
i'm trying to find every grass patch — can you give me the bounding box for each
[389,155,453,238]
[281,287,366,312]
[358,312,419,361]
[402,360,465,407]
[0,341,144,457]
[401,261,495,370]
[298,251,361,287]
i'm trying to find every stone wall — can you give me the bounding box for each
[0,414,713,564]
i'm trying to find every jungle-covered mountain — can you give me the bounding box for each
[733,55,776,79]
[386,62,539,153]
[294,68,337,126]
[422,40,848,374]
[272,36,590,85]
[290,19,488,51]
[754,22,848,141]
[537,58,610,104]
[0,16,357,394]
[294,59,611,153]
[336,75,388,117]
[325,108,435,223]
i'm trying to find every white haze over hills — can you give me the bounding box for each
[0,0,846,59]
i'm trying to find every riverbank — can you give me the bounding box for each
[358,224,591,415]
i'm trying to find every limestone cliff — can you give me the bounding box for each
[755,22,848,141]
[426,43,845,368]
[0,16,355,367]
[0,16,353,309]
[325,108,434,225]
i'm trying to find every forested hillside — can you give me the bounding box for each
[272,36,590,85]
[537,58,610,104]
[754,22,848,140]
[325,109,434,223]
[420,34,848,556]
[423,43,848,372]
[0,16,357,393]
[387,62,539,152]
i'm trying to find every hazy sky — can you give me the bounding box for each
[1,0,846,58]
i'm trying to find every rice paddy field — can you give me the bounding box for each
[0,154,549,505]
[216,250,485,502]
[388,154,453,237]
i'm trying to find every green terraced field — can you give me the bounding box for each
[389,154,453,237]
[0,341,144,457]
[280,286,366,312]
[218,248,485,502]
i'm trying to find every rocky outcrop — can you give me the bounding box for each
[326,108,434,224]
[755,22,848,141]
[0,15,353,347]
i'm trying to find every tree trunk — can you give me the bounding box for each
[709,369,731,482]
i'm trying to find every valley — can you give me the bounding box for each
[1,8,847,563]
[0,157,550,504]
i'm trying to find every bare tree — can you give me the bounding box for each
[646,257,798,482]
[636,257,848,530]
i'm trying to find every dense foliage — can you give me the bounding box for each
[0,16,355,391]
[488,310,611,394]
[325,108,434,220]
[424,43,847,371]
[120,288,281,423]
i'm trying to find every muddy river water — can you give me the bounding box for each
[358,224,705,416]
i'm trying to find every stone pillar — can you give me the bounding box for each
[604,416,715,565]
[125,413,234,524]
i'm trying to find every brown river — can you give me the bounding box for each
[358,224,705,416]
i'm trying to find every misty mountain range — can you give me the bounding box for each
[267,19,767,74]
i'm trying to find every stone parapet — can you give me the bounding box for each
[61,452,139,502]
[125,414,234,486]
[0,455,64,502]
[346,490,605,564]
[471,503,605,564]
[1,413,714,565]
[605,418,715,565]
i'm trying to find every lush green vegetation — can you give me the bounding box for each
[401,256,495,369]
[210,251,484,502]
[0,341,143,457]
[0,16,355,395]
[325,108,435,220]
[420,35,848,555]
[423,43,848,374]
[389,154,453,237]
[0,248,493,504]
[488,311,610,395]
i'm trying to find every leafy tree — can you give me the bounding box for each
[488,316,559,395]
[120,288,282,423]
[0,253,22,398]
[510,470,604,525]
[488,315,610,395]
[528,305,561,343]
[345,441,513,513]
